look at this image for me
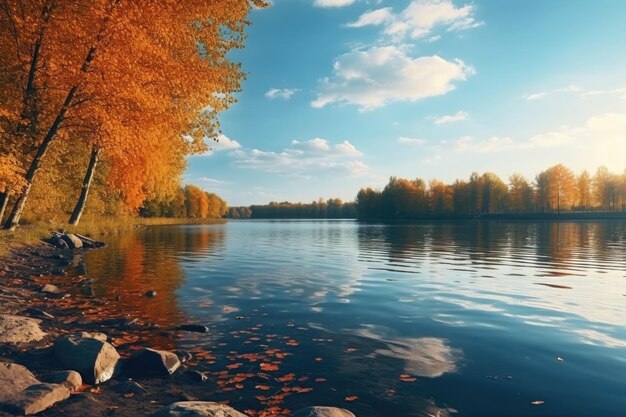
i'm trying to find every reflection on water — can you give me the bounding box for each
[83,220,626,417]
[85,225,225,327]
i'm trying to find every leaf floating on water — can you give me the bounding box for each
[260,363,279,372]
[286,339,299,347]
[345,348,357,353]
[399,374,417,382]
[315,378,327,383]
[255,385,271,391]
[276,373,295,382]
[314,357,323,362]
[345,395,359,402]
[530,400,545,405]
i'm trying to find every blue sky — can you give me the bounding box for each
[185,0,626,206]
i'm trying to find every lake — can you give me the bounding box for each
[83,220,626,417]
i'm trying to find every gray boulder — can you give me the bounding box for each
[62,234,83,249]
[127,348,180,377]
[42,370,82,392]
[0,362,40,403]
[54,333,120,384]
[294,407,357,417]
[0,315,46,344]
[151,401,248,417]
[1,383,70,415]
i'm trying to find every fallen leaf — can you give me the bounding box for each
[260,363,279,372]
[345,395,358,402]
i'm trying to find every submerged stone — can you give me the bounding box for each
[151,401,248,417]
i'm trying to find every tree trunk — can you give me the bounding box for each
[0,192,8,225]
[69,145,100,225]
[3,84,79,230]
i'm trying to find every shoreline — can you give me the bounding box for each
[0,240,349,417]
[0,241,216,416]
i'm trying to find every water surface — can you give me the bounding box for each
[84,220,626,416]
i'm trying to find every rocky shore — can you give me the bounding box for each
[0,237,356,417]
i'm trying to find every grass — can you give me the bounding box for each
[0,216,225,256]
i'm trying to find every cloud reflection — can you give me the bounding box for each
[357,327,461,378]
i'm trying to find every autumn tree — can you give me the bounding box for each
[1,0,266,228]
[576,170,593,210]
[593,166,618,211]
[428,180,453,216]
[0,154,27,221]
[206,192,228,219]
[356,187,381,219]
[508,174,533,213]
[480,172,508,213]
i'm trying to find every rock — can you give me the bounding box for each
[0,315,46,344]
[151,401,248,417]
[145,290,158,297]
[42,370,82,392]
[293,407,357,417]
[1,383,70,415]
[77,331,107,341]
[176,324,209,333]
[0,362,40,403]
[54,333,120,384]
[61,234,83,249]
[41,284,60,294]
[112,380,149,395]
[184,370,208,383]
[23,308,55,320]
[127,348,180,377]
[49,236,69,249]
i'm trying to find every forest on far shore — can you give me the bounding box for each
[227,163,626,220]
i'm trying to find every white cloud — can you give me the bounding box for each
[198,177,228,185]
[525,92,547,101]
[451,112,626,171]
[524,85,582,101]
[346,7,394,27]
[397,136,427,145]
[265,87,300,100]
[312,46,474,110]
[232,138,367,176]
[432,110,468,124]
[454,136,514,153]
[582,87,626,100]
[201,134,241,156]
[335,140,363,156]
[314,0,356,8]
[347,0,482,41]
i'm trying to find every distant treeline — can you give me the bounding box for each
[227,198,357,219]
[356,164,626,220]
[140,185,227,219]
